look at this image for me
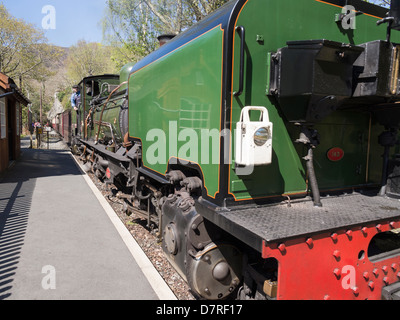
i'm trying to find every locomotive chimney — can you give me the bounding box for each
[157,34,176,46]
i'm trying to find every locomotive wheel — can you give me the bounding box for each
[186,242,242,300]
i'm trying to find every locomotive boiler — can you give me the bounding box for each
[67,0,400,300]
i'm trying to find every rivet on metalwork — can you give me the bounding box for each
[383,277,389,285]
[368,281,375,290]
[333,268,341,278]
[278,243,286,254]
[333,250,341,260]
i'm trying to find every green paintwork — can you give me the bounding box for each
[126,0,399,203]
[80,76,122,144]
[229,0,400,200]
[129,26,224,197]
[120,62,136,90]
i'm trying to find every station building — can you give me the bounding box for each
[0,72,30,173]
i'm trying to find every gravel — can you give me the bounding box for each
[38,131,70,150]
[28,131,195,300]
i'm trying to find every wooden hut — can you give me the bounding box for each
[0,72,30,173]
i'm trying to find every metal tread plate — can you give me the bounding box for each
[215,193,400,246]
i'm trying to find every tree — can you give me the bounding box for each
[0,4,66,127]
[0,4,62,86]
[65,40,118,85]
[102,0,160,69]
[102,0,229,68]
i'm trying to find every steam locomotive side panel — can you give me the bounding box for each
[128,25,225,199]
[228,0,399,202]
[67,0,400,300]
[218,0,400,300]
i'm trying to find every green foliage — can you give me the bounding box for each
[102,0,159,69]
[0,4,63,83]
[66,40,118,85]
[0,4,66,127]
[102,0,229,68]
[57,88,72,110]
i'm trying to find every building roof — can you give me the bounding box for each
[0,72,31,105]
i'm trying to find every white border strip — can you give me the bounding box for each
[70,153,177,300]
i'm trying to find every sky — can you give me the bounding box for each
[2,0,108,47]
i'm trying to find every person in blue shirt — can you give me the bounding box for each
[71,85,82,136]
[71,85,81,113]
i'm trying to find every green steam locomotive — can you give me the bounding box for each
[65,0,400,300]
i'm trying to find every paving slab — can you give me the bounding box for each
[0,144,176,300]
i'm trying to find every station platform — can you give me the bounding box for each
[0,140,177,300]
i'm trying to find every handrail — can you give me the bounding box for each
[233,26,245,97]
